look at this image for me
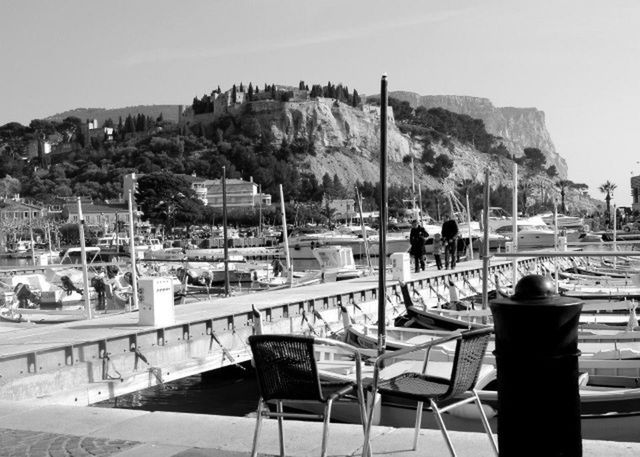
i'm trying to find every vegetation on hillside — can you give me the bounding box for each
[0,90,593,227]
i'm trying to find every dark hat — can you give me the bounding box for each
[411,219,418,224]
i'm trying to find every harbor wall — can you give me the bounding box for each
[0,258,539,405]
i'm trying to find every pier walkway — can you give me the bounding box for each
[0,257,536,404]
[0,400,637,457]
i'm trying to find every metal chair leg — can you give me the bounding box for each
[321,399,333,457]
[277,400,285,457]
[413,400,424,450]
[251,399,265,457]
[357,387,371,457]
[362,391,378,457]
[430,399,458,457]
[473,390,498,455]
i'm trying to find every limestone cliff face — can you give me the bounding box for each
[191,95,569,195]
[239,98,414,186]
[389,92,567,178]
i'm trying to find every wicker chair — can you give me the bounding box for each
[361,327,498,457]
[248,334,367,457]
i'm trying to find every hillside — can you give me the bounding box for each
[46,105,181,124]
[388,92,567,178]
[2,89,601,217]
[182,94,598,214]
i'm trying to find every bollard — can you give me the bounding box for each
[489,274,583,457]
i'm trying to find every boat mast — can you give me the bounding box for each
[258,183,263,238]
[418,183,424,226]
[482,169,490,317]
[377,74,388,356]
[355,186,372,274]
[222,166,230,296]
[127,190,139,311]
[279,184,293,287]
[77,197,92,320]
[553,199,559,293]
[465,191,474,260]
[512,162,518,290]
[411,155,417,220]
[28,207,35,265]
[613,204,618,269]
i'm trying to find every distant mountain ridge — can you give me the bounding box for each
[46,105,182,124]
[388,92,567,177]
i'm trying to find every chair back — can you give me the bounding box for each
[444,327,492,399]
[249,334,324,402]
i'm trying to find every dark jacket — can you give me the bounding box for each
[409,225,428,256]
[441,219,459,241]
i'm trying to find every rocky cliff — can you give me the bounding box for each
[388,92,567,178]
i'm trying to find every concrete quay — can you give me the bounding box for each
[0,257,539,405]
[0,400,638,457]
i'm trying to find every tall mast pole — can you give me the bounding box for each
[258,183,263,238]
[77,198,92,319]
[411,155,416,219]
[279,184,293,287]
[355,186,372,274]
[127,191,139,312]
[28,208,35,265]
[465,191,474,260]
[418,183,424,225]
[512,162,518,289]
[482,169,490,315]
[222,167,230,296]
[377,74,388,356]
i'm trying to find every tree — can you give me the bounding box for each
[518,147,547,171]
[123,115,135,133]
[231,84,237,104]
[0,175,21,198]
[556,179,574,214]
[599,180,617,227]
[388,97,413,122]
[137,172,205,228]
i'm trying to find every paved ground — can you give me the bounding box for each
[0,428,140,457]
[0,400,639,457]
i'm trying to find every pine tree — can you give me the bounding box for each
[298,80,305,90]
[248,82,254,101]
[352,89,360,107]
[239,82,244,92]
[157,112,164,123]
[124,114,135,133]
[231,84,237,103]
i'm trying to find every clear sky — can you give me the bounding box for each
[1,0,638,206]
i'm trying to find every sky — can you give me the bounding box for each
[1,0,639,206]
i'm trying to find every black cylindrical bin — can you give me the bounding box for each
[489,274,584,457]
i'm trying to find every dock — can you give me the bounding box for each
[0,257,540,405]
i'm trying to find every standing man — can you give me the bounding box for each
[441,213,459,270]
[409,219,428,272]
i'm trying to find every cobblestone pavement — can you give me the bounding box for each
[0,428,141,457]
